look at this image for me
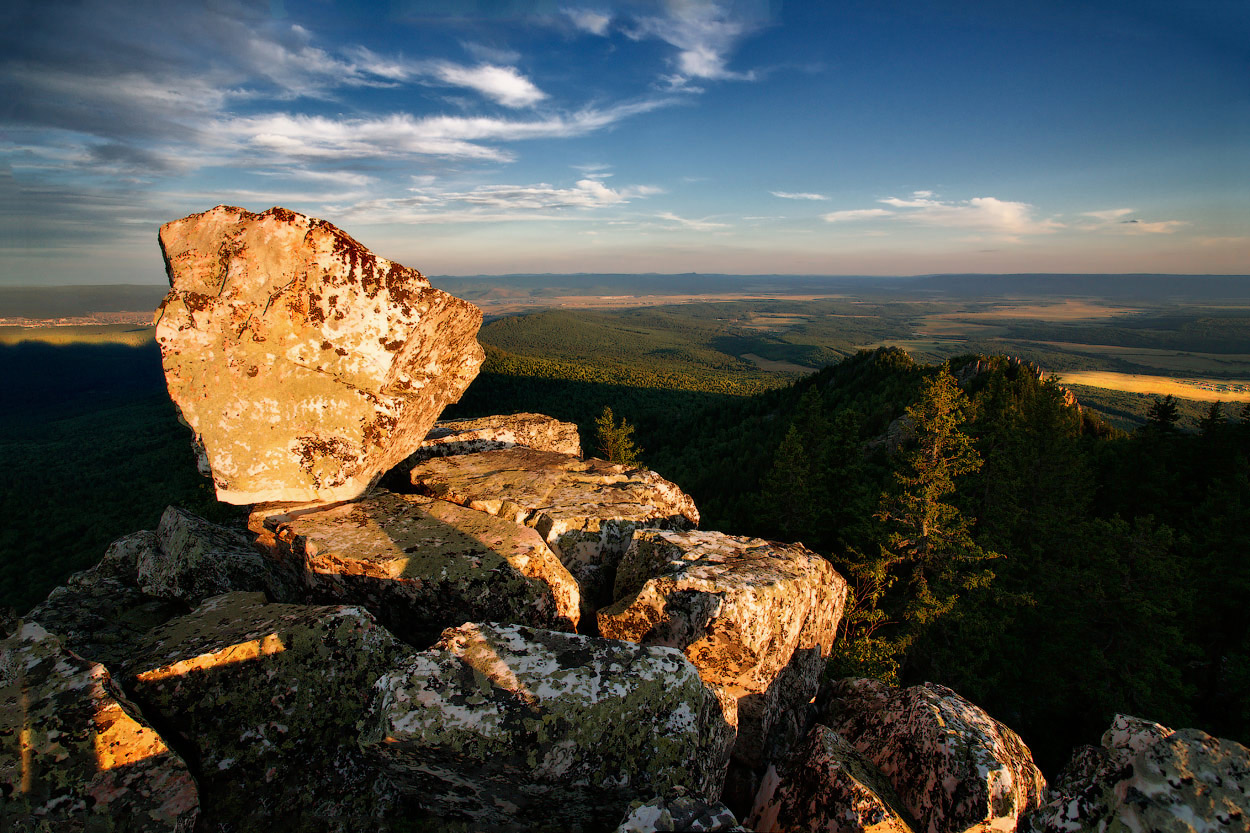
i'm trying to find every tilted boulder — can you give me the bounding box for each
[411,412,582,462]
[745,724,914,833]
[120,591,406,832]
[360,621,736,830]
[1028,713,1250,833]
[410,448,700,606]
[822,678,1046,833]
[0,622,199,831]
[599,530,846,807]
[265,488,580,645]
[156,205,484,504]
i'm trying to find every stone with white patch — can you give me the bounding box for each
[408,412,582,463]
[360,621,735,830]
[156,205,484,504]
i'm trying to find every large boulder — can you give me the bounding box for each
[745,724,914,833]
[409,448,700,606]
[266,488,580,645]
[411,412,582,462]
[599,529,846,807]
[1029,713,1250,833]
[156,205,484,504]
[0,622,199,831]
[360,621,736,830]
[822,678,1047,833]
[120,591,406,832]
[615,789,748,832]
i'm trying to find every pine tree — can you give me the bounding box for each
[594,406,642,465]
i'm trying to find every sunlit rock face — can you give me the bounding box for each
[0,622,199,831]
[409,448,700,606]
[265,488,581,645]
[156,205,484,505]
[822,678,1047,833]
[120,591,406,832]
[745,724,914,833]
[1029,713,1250,833]
[360,621,736,830]
[410,412,583,463]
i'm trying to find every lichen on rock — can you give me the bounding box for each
[156,204,484,504]
[360,621,735,830]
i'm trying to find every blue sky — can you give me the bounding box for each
[1,0,1247,284]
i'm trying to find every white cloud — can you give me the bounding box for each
[1118,219,1189,234]
[656,211,729,231]
[427,179,661,209]
[822,208,893,222]
[431,63,547,108]
[628,1,762,88]
[1080,209,1188,234]
[876,193,1062,235]
[566,9,612,35]
[1084,208,1135,221]
[772,191,829,201]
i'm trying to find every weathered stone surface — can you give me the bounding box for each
[268,489,580,645]
[156,204,484,504]
[1029,713,1250,833]
[616,789,749,832]
[745,724,914,833]
[143,505,297,604]
[410,448,700,605]
[412,412,582,462]
[0,622,199,831]
[121,591,405,832]
[822,678,1046,833]
[360,621,735,830]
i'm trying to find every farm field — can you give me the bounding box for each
[1059,371,1250,402]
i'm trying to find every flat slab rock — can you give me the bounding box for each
[822,678,1047,833]
[120,591,405,832]
[1029,713,1250,833]
[360,621,736,830]
[156,205,484,504]
[410,412,582,462]
[616,791,749,832]
[267,489,580,644]
[746,724,914,833]
[409,448,700,605]
[0,623,199,831]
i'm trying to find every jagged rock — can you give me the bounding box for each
[600,529,845,808]
[0,622,199,831]
[266,489,580,645]
[412,412,582,462]
[156,204,484,504]
[360,621,736,830]
[410,448,700,605]
[121,591,406,832]
[822,678,1046,833]
[616,789,749,832]
[745,724,914,833]
[1029,713,1250,833]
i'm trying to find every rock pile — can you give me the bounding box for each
[3,206,1241,832]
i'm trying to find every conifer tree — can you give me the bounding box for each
[594,406,642,465]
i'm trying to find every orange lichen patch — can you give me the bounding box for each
[134,633,286,683]
[93,689,174,771]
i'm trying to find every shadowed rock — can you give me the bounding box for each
[156,205,484,504]
[409,448,699,606]
[120,592,406,832]
[616,789,749,832]
[265,489,580,645]
[822,678,1046,833]
[411,412,582,462]
[360,621,736,830]
[0,623,199,831]
[1029,713,1250,833]
[745,724,914,833]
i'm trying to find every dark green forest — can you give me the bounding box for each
[3,329,1249,777]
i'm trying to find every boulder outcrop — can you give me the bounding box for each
[410,448,700,605]
[156,205,484,504]
[360,621,736,830]
[409,412,582,462]
[0,622,199,831]
[120,591,405,832]
[822,678,1047,833]
[745,724,914,833]
[265,488,580,644]
[1029,713,1250,833]
[615,790,748,832]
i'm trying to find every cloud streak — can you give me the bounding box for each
[773,191,829,201]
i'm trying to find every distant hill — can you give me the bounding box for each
[0,284,169,319]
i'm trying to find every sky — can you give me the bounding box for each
[1,0,1247,284]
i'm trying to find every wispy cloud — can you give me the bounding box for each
[1084,208,1134,221]
[421,179,660,209]
[625,1,766,89]
[565,8,613,36]
[822,208,892,222]
[1080,208,1188,234]
[656,211,729,231]
[772,191,829,201]
[431,63,547,108]
[876,192,1063,235]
